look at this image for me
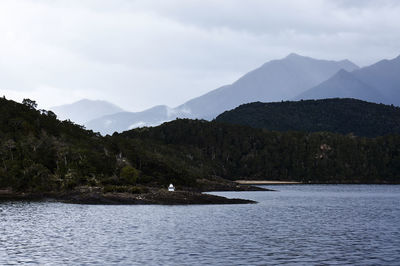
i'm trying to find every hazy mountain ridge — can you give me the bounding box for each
[296,55,400,105]
[85,105,188,135]
[56,53,400,135]
[51,99,124,125]
[86,53,360,134]
[171,53,359,119]
[295,69,387,103]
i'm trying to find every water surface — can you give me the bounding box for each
[1,185,399,265]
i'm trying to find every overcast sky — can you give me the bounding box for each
[0,0,399,111]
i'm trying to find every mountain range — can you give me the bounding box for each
[296,55,400,104]
[174,53,359,120]
[53,53,400,135]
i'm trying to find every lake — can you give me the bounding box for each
[1,185,400,265]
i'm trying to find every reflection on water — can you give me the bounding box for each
[1,185,400,265]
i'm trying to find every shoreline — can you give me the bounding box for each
[0,179,271,205]
[62,190,257,205]
[235,180,302,185]
[0,188,260,205]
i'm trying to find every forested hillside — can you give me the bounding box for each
[122,119,400,184]
[1,97,400,195]
[216,98,400,137]
[0,97,197,193]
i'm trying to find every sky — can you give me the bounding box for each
[0,0,399,111]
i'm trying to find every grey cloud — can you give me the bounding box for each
[0,0,399,111]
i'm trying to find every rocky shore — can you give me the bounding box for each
[0,185,262,205]
[60,190,256,205]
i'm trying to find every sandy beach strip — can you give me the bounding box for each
[235,180,302,185]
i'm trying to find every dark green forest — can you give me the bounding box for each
[0,97,200,193]
[216,98,400,137]
[121,119,400,184]
[1,97,400,194]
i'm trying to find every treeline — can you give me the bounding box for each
[121,119,400,184]
[216,98,400,137]
[1,97,400,194]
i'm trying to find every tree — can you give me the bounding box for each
[120,165,139,185]
[47,110,57,119]
[3,139,16,161]
[22,98,38,110]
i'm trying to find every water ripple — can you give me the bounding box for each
[1,185,400,265]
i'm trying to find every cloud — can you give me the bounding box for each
[0,0,399,111]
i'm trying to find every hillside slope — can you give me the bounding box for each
[216,98,400,137]
[0,98,199,192]
[121,119,400,183]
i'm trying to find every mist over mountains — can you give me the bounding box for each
[86,105,182,133]
[54,53,399,135]
[51,99,124,126]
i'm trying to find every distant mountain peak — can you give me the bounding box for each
[51,99,124,126]
[283,53,312,61]
[74,98,120,106]
[286,52,302,58]
[77,98,102,103]
[284,54,359,69]
[294,67,386,104]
